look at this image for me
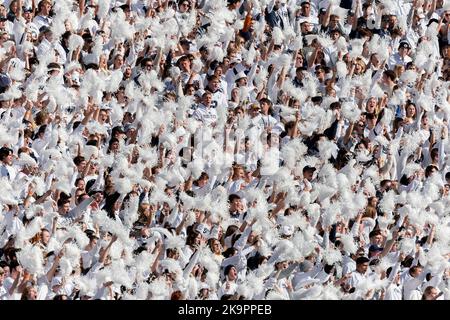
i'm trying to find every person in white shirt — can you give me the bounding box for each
[33,0,52,31]
[36,27,67,64]
[192,91,218,126]
[13,6,39,45]
[217,264,238,298]
[347,256,370,289]
[205,75,228,109]
[387,41,413,70]
[401,265,427,300]
[0,267,8,300]
[421,286,443,300]
[257,98,284,135]
[0,14,14,37]
[0,147,17,181]
[177,55,204,90]
[2,262,23,300]
[295,0,319,26]
[81,233,100,273]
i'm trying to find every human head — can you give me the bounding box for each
[228,194,243,212]
[303,166,316,181]
[224,264,237,280]
[422,286,439,300]
[355,256,370,274]
[0,147,13,165]
[38,0,52,15]
[398,41,411,57]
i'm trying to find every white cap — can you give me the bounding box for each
[51,276,63,287]
[281,225,294,237]
[234,71,247,82]
[416,8,425,19]
[196,223,210,237]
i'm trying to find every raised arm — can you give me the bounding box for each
[98,235,118,264]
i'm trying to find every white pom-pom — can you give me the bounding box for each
[278,53,292,68]
[208,45,225,62]
[83,145,99,160]
[291,35,303,50]
[341,102,361,123]
[97,0,112,19]
[105,70,124,93]
[323,247,343,265]
[370,84,385,98]
[416,94,433,112]
[400,70,417,84]
[339,233,358,254]
[68,34,84,52]
[187,157,205,180]
[169,66,181,79]
[17,245,44,276]
[191,59,203,73]
[379,190,396,214]
[336,61,348,78]
[17,153,37,168]
[114,177,133,195]
[272,27,285,46]
[318,139,339,161]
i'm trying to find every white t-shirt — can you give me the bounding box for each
[0,284,9,300]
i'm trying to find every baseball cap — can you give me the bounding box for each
[368,244,383,253]
[196,223,210,237]
[0,74,11,90]
[398,41,411,50]
[234,71,247,82]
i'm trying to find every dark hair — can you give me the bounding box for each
[9,260,20,271]
[223,225,238,240]
[445,172,450,180]
[383,70,397,82]
[140,57,153,68]
[170,290,184,300]
[223,247,237,258]
[355,256,370,265]
[425,165,438,177]
[102,192,121,219]
[86,140,98,147]
[186,230,200,247]
[223,264,236,277]
[369,229,382,239]
[57,198,71,208]
[330,101,341,110]
[259,97,273,107]
[107,138,120,153]
[409,265,423,275]
[380,179,391,188]
[0,147,12,161]
[228,194,241,203]
[421,286,436,300]
[73,156,86,166]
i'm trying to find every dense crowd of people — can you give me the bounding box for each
[0,0,449,300]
